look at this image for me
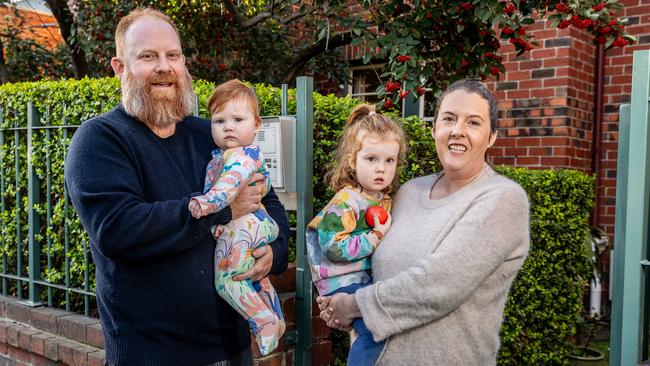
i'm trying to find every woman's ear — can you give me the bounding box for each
[488,131,497,148]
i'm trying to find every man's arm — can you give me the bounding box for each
[65,119,232,261]
[262,187,290,276]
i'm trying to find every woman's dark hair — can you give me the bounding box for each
[434,78,498,133]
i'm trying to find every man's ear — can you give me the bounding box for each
[111,57,125,80]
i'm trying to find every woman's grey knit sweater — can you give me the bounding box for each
[355,168,530,365]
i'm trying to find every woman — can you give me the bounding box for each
[317,78,530,365]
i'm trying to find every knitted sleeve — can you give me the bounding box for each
[262,187,290,275]
[317,200,381,262]
[355,184,530,341]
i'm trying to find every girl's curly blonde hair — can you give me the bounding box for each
[326,104,407,195]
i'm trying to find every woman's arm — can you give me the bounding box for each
[355,185,530,341]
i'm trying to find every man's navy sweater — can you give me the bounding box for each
[64,106,289,365]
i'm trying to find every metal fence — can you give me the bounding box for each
[611,49,650,365]
[0,103,94,314]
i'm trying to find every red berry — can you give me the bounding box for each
[490,66,500,75]
[555,3,568,12]
[612,37,628,47]
[365,206,388,227]
[396,55,412,63]
[503,3,515,15]
[502,26,514,35]
[592,3,605,11]
[558,20,570,29]
[416,86,427,96]
[384,98,394,109]
[595,36,607,44]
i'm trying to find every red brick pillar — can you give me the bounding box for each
[489,20,596,173]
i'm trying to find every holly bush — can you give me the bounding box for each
[0,78,592,363]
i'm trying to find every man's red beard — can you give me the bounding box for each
[121,67,195,128]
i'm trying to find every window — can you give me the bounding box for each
[349,65,383,104]
[419,88,437,123]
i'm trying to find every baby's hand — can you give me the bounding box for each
[372,213,392,236]
[189,200,203,219]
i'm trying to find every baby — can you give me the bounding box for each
[189,79,285,355]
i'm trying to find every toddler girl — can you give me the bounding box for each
[306,104,406,366]
[189,79,285,356]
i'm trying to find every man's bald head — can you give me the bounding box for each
[114,8,180,58]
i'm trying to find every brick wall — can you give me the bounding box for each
[489,2,650,237]
[0,265,332,366]
[489,20,597,173]
[599,0,650,233]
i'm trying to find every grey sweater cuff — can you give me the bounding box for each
[355,281,400,342]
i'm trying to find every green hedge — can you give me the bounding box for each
[0,78,592,364]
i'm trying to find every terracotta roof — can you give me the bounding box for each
[0,6,63,50]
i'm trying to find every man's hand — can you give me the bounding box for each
[233,245,273,281]
[229,173,265,219]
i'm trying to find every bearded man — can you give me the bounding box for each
[64,8,289,366]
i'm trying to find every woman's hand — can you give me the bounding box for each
[317,293,360,331]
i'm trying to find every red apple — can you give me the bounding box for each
[365,206,388,227]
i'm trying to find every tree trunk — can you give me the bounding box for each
[44,0,89,79]
[0,37,9,84]
[282,32,353,84]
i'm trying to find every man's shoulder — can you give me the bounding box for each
[79,106,129,133]
[181,115,211,134]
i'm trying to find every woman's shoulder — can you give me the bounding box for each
[400,174,441,192]
[482,171,530,209]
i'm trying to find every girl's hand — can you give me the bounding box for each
[373,212,392,236]
[316,296,331,312]
[189,200,203,218]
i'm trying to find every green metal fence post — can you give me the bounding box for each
[295,76,314,366]
[24,102,43,306]
[0,108,5,295]
[612,103,630,366]
[611,49,650,366]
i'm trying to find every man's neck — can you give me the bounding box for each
[147,121,177,138]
